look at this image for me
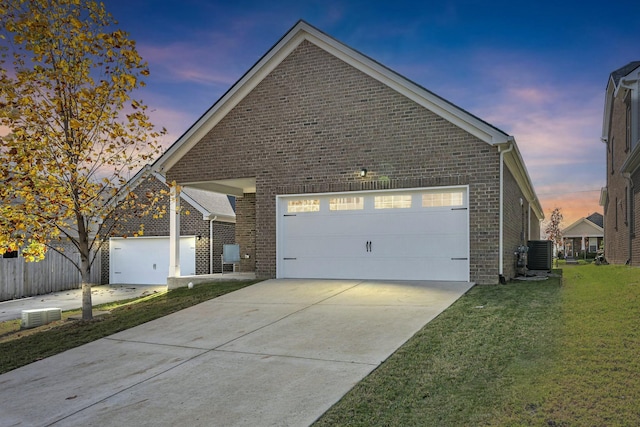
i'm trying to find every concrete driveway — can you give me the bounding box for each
[0,279,473,427]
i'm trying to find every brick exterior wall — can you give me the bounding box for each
[233,194,256,272]
[100,175,235,283]
[632,169,640,263]
[604,87,632,264]
[165,40,527,284]
[503,167,530,278]
[213,221,236,273]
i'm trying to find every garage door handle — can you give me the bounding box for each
[451,257,468,260]
[365,241,372,252]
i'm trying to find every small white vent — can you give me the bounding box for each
[21,308,62,329]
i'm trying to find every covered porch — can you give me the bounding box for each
[167,178,257,287]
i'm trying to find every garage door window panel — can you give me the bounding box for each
[329,196,364,211]
[374,194,412,209]
[287,199,320,213]
[422,191,465,208]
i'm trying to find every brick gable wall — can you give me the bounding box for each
[167,40,509,284]
[604,88,632,264]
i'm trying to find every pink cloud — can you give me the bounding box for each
[140,40,241,87]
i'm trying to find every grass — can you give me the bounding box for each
[509,264,640,425]
[315,264,640,426]
[314,274,563,426]
[0,280,260,374]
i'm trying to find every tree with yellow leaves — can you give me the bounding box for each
[0,0,166,319]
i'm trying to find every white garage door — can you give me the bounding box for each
[110,236,196,284]
[277,187,469,281]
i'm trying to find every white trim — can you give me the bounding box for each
[169,186,181,277]
[275,185,469,280]
[278,184,469,199]
[499,142,514,277]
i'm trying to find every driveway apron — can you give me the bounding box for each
[0,279,473,427]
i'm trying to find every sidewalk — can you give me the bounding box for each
[0,284,167,322]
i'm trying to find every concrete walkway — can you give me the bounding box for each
[0,279,473,427]
[0,284,168,322]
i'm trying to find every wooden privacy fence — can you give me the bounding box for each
[0,248,101,301]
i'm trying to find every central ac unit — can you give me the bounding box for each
[21,308,62,329]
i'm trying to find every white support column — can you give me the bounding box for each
[169,185,181,277]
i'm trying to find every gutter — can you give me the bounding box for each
[622,173,633,265]
[498,139,514,283]
[209,216,217,274]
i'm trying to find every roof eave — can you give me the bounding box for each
[499,139,545,221]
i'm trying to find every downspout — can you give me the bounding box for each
[622,173,633,265]
[498,139,514,284]
[528,203,531,242]
[209,216,217,274]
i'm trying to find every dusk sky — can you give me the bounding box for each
[105,0,640,227]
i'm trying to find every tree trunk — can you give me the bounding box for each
[79,231,93,320]
[81,279,93,320]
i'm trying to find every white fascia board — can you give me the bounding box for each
[501,140,544,220]
[152,171,212,219]
[206,214,236,224]
[154,21,511,174]
[599,187,607,206]
[602,82,614,142]
[562,218,604,236]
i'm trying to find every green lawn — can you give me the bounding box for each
[0,280,260,374]
[315,264,640,426]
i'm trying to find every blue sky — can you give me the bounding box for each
[105,0,640,225]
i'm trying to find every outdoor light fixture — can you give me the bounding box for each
[360,168,367,177]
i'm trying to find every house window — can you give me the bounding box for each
[625,187,629,225]
[589,238,598,253]
[625,91,631,152]
[422,191,464,207]
[611,137,615,174]
[2,250,18,259]
[329,197,364,211]
[374,194,412,209]
[631,187,636,236]
[287,199,320,213]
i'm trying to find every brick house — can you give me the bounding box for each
[102,169,235,285]
[154,21,543,285]
[600,61,640,265]
[561,212,604,258]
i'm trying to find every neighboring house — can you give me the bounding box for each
[101,169,236,285]
[561,213,604,258]
[152,20,543,285]
[600,61,640,265]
